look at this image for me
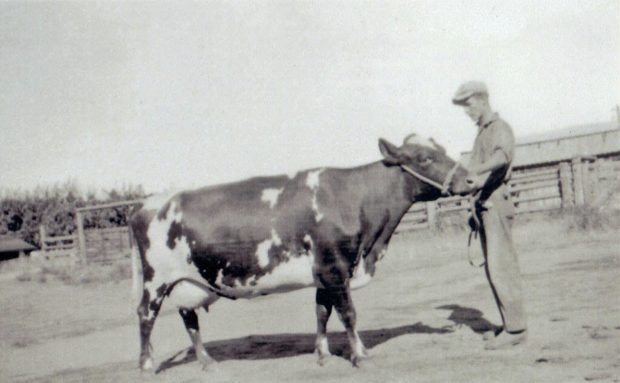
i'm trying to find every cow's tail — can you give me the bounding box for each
[129,223,143,308]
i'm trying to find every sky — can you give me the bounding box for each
[1,0,619,194]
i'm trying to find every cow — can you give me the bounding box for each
[129,134,472,372]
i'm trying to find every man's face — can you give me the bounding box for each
[463,95,486,123]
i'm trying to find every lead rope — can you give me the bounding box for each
[400,165,446,191]
[467,195,485,268]
[400,161,461,196]
[400,162,484,267]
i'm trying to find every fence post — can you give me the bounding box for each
[588,158,599,204]
[76,210,87,262]
[39,225,47,252]
[572,157,585,206]
[426,201,437,229]
[559,161,574,208]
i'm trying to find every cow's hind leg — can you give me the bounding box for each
[332,286,368,367]
[315,288,334,365]
[179,308,216,370]
[137,285,167,371]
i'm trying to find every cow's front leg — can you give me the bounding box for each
[332,286,368,366]
[315,288,333,365]
[179,309,216,370]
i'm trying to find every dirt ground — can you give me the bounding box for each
[1,215,618,383]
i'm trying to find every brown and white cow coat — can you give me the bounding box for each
[130,136,471,371]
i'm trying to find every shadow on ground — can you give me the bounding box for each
[436,304,501,334]
[156,322,447,373]
[157,304,495,374]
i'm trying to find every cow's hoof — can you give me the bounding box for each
[199,360,218,372]
[139,357,154,373]
[315,348,333,367]
[197,352,217,371]
[316,354,333,367]
[350,352,370,368]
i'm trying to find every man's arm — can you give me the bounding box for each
[469,150,510,175]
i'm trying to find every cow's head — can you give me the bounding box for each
[378,134,471,199]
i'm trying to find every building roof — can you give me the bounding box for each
[460,121,620,167]
[517,122,619,144]
[0,236,37,252]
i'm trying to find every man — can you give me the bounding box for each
[452,81,527,350]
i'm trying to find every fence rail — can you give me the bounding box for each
[39,226,131,263]
[39,226,78,256]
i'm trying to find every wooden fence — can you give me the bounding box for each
[39,200,141,263]
[395,156,620,233]
[39,226,78,257]
[39,225,131,263]
[83,227,131,264]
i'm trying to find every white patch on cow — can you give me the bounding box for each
[255,229,282,268]
[142,191,177,211]
[306,169,325,222]
[353,331,366,356]
[143,201,210,311]
[255,241,271,269]
[303,234,313,247]
[261,188,284,209]
[224,252,316,297]
[317,335,330,356]
[214,269,225,285]
[287,170,298,179]
[378,249,387,260]
[143,357,153,371]
[305,169,323,189]
[168,280,219,309]
[404,134,436,150]
[254,253,316,292]
[349,258,372,290]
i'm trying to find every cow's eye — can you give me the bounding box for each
[419,157,433,166]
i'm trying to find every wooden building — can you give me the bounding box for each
[459,121,620,169]
[0,236,37,262]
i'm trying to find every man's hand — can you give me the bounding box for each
[466,174,486,189]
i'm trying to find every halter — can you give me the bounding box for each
[400,161,461,196]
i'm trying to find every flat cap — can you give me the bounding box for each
[452,81,488,105]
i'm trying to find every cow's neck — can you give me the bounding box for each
[346,161,426,256]
[358,160,424,215]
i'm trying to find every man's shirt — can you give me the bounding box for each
[468,112,515,202]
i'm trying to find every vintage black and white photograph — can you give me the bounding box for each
[1,1,619,382]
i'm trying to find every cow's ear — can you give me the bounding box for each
[379,138,401,165]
